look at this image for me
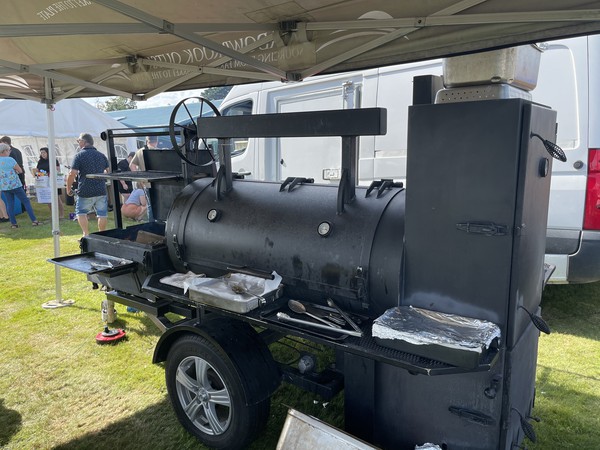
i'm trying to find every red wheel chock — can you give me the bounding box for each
[95,326,127,344]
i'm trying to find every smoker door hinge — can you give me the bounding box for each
[353,266,368,302]
[172,234,184,261]
[449,406,495,426]
[142,251,151,274]
[456,221,508,236]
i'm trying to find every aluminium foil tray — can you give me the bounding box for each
[373,306,501,369]
[188,276,282,314]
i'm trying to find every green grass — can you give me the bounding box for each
[530,284,600,449]
[0,202,598,449]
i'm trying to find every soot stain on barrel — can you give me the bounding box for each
[264,237,274,248]
[321,263,341,286]
[292,255,303,278]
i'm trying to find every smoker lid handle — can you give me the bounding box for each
[226,266,275,280]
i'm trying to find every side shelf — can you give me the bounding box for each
[87,171,182,182]
[127,271,500,377]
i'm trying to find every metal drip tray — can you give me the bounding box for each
[49,252,136,277]
[435,84,532,104]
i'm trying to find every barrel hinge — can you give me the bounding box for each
[142,250,151,274]
[172,234,184,261]
[353,266,368,304]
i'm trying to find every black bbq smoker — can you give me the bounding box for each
[52,50,561,450]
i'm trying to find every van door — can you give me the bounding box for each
[220,96,256,178]
[532,37,589,281]
[272,79,362,182]
[534,38,588,230]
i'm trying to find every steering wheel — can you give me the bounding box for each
[168,97,221,166]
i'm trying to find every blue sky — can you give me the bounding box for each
[84,88,205,109]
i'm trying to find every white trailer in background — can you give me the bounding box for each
[220,35,600,285]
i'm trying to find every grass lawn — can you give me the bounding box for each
[0,201,598,449]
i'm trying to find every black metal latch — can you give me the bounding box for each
[456,222,508,236]
[449,406,495,426]
[365,179,404,198]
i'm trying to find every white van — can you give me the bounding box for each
[219,35,600,284]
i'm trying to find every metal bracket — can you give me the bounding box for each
[365,179,404,198]
[484,375,503,399]
[279,177,314,192]
[336,169,351,214]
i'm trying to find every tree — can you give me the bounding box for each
[97,96,137,112]
[201,86,232,101]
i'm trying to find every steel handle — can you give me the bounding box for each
[301,311,340,328]
[276,313,362,337]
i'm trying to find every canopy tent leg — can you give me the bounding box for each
[41,77,74,310]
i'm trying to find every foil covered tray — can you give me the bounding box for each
[372,306,501,369]
[187,272,283,314]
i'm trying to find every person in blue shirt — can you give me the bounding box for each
[0,143,40,228]
[0,136,25,189]
[65,133,109,237]
[121,188,147,221]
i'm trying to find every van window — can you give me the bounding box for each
[222,100,252,157]
[534,44,579,150]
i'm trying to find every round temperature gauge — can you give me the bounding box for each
[317,221,332,237]
[207,209,221,222]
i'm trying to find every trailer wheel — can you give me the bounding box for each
[165,334,270,450]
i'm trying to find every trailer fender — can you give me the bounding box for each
[153,318,280,405]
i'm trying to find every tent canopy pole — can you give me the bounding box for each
[42,77,74,309]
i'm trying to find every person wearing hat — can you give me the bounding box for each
[116,151,135,203]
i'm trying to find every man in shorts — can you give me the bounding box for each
[66,133,110,237]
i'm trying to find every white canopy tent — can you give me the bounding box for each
[0,0,599,308]
[1,1,600,101]
[0,98,136,187]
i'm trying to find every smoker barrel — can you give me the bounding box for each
[166,178,405,315]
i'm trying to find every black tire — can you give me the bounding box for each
[165,334,270,450]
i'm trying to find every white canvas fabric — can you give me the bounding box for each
[0,99,136,185]
[0,1,599,103]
